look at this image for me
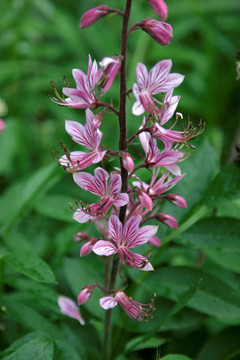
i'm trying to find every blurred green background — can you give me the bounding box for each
[0,0,240,358]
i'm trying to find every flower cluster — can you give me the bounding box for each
[56,0,203,326]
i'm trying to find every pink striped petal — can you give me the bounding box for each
[108,215,122,245]
[128,225,158,248]
[100,296,118,310]
[92,240,117,256]
[109,173,122,196]
[73,209,95,223]
[122,216,141,246]
[136,63,148,88]
[148,59,172,94]
[113,193,129,207]
[73,172,103,196]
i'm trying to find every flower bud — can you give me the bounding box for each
[137,190,153,211]
[149,235,161,247]
[122,152,134,173]
[156,213,178,228]
[0,119,5,133]
[148,0,168,20]
[77,285,95,305]
[138,19,172,46]
[80,5,110,29]
[80,238,98,257]
[73,232,89,242]
[165,193,187,208]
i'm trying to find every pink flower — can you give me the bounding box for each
[138,19,172,46]
[93,215,158,271]
[0,119,5,133]
[99,56,122,94]
[77,285,95,305]
[53,55,120,109]
[80,5,110,29]
[80,238,98,256]
[58,296,85,325]
[148,0,168,20]
[59,109,107,172]
[132,60,184,116]
[100,291,155,321]
[73,168,129,223]
[139,130,184,175]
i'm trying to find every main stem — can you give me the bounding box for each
[102,1,132,359]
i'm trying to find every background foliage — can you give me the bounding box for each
[0,0,240,359]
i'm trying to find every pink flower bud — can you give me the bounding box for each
[149,235,161,247]
[148,0,168,20]
[122,152,134,173]
[0,119,5,133]
[137,190,153,211]
[80,5,110,29]
[138,19,172,46]
[80,238,98,257]
[165,193,187,208]
[73,232,89,242]
[156,213,178,228]
[77,285,95,305]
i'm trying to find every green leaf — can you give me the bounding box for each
[204,163,240,204]
[142,267,240,323]
[0,163,61,237]
[3,250,56,283]
[160,355,192,360]
[125,336,166,353]
[55,340,82,360]
[33,194,74,222]
[0,335,54,360]
[175,217,240,251]
[206,249,240,273]
[197,326,240,360]
[0,298,61,339]
[64,257,105,319]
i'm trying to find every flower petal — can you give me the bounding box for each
[108,215,122,245]
[100,296,118,310]
[92,240,117,256]
[58,296,85,325]
[109,173,121,196]
[113,193,129,207]
[122,216,141,246]
[128,225,158,248]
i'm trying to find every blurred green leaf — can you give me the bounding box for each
[3,251,56,283]
[142,267,240,323]
[0,333,54,360]
[197,326,240,360]
[55,340,82,360]
[204,163,240,204]
[0,163,61,236]
[125,336,166,353]
[206,250,240,274]
[33,194,74,222]
[175,217,240,251]
[160,355,192,360]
